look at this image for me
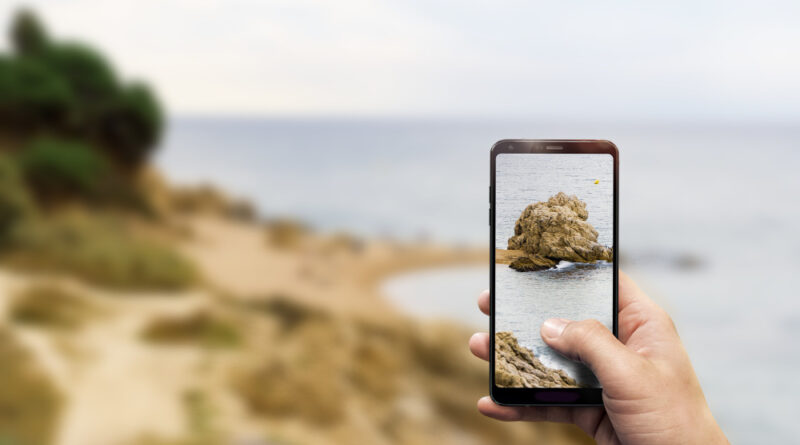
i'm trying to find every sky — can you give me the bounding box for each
[2,0,799,121]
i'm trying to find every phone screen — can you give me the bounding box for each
[494,153,614,389]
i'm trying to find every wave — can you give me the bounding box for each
[534,345,600,387]
[554,261,575,270]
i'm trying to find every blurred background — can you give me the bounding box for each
[0,1,798,444]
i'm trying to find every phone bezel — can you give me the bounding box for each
[490,139,619,406]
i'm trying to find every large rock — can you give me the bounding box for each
[494,331,578,388]
[508,255,556,271]
[507,192,612,266]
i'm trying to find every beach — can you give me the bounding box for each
[1,206,596,445]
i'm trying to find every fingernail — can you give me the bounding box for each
[542,318,569,338]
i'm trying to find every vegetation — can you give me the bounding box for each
[0,156,34,239]
[141,312,240,348]
[0,328,62,445]
[10,284,94,330]
[17,137,111,201]
[169,185,256,221]
[0,9,163,170]
[0,9,193,291]
[124,390,225,445]
[264,219,310,249]
[4,211,195,290]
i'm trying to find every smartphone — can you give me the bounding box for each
[490,139,618,406]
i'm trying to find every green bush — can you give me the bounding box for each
[17,137,111,201]
[0,9,165,170]
[0,155,34,241]
[0,56,74,128]
[5,212,195,290]
[37,42,118,105]
[97,82,163,166]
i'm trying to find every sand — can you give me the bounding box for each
[4,216,559,445]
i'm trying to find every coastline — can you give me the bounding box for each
[495,331,579,388]
[494,249,527,265]
[181,216,487,319]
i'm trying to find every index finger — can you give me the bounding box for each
[478,289,490,316]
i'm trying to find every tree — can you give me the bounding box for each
[1,9,165,170]
[0,56,73,129]
[38,43,118,104]
[10,9,49,56]
[97,82,163,166]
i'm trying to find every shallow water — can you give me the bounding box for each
[495,262,611,386]
[381,265,488,328]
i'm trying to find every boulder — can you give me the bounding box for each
[508,255,556,272]
[507,192,612,265]
[494,331,577,388]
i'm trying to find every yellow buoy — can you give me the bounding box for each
[594,179,599,184]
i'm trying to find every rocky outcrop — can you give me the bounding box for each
[508,255,557,271]
[494,331,577,388]
[507,192,612,269]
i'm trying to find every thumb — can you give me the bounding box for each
[541,318,642,384]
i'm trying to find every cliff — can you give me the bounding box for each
[495,331,578,388]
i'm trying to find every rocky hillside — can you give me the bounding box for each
[495,331,578,388]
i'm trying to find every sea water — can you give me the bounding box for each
[495,263,612,386]
[159,118,800,443]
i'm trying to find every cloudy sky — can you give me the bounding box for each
[2,0,799,121]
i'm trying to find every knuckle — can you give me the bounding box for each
[582,319,606,335]
[656,308,678,333]
[562,320,606,364]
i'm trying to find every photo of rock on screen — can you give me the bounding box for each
[495,153,614,388]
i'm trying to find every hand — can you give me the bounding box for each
[468,271,729,445]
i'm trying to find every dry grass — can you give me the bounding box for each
[3,211,195,291]
[0,328,62,445]
[168,184,255,221]
[231,296,594,445]
[10,283,94,330]
[124,389,224,445]
[264,219,309,249]
[141,311,241,348]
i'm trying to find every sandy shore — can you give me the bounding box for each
[494,249,527,265]
[181,217,486,317]
[2,217,591,445]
